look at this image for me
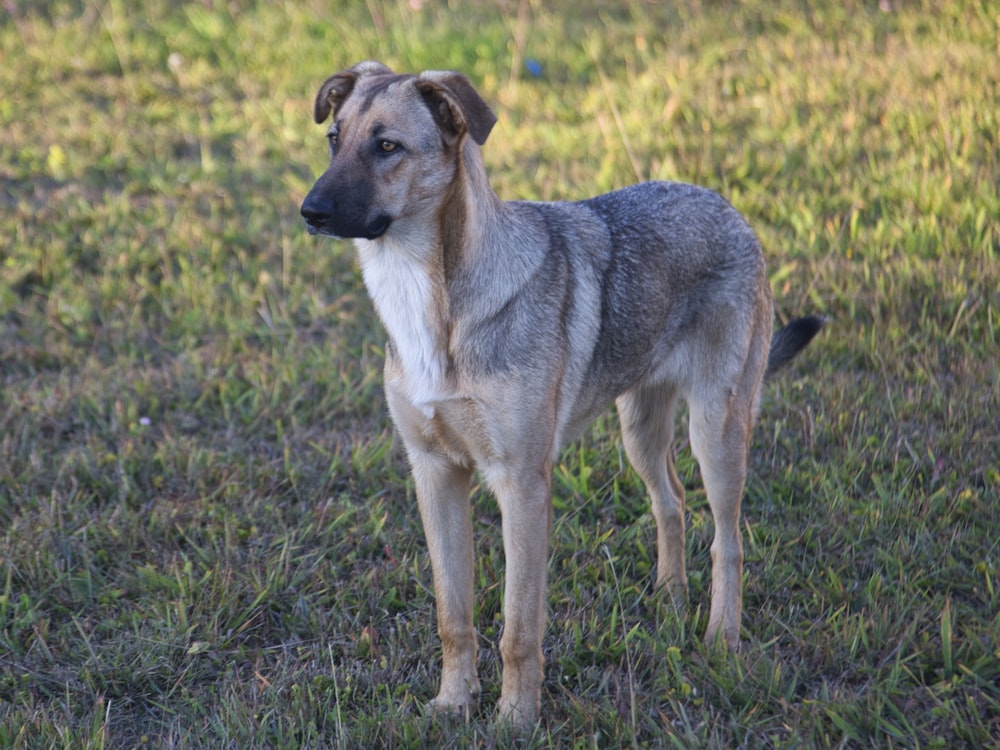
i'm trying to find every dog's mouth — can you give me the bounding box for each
[302,215,391,241]
[362,215,392,239]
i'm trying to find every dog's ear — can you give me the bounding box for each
[414,71,497,146]
[314,61,394,124]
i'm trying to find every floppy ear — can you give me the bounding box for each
[414,71,497,146]
[313,60,394,124]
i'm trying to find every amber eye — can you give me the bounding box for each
[379,140,398,153]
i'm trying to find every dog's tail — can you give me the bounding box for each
[765,315,825,379]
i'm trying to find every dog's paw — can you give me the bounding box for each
[703,620,741,652]
[426,678,481,721]
[426,697,472,721]
[496,693,541,732]
[657,579,689,609]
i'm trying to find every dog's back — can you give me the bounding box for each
[488,181,773,440]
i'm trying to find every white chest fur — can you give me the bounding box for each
[357,236,448,413]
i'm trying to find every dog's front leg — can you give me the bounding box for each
[488,466,552,728]
[409,452,481,714]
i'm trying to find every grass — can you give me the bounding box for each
[1,0,997,746]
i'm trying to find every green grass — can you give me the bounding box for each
[1,0,998,746]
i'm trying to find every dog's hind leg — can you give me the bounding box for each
[688,382,756,650]
[409,453,482,714]
[617,384,688,598]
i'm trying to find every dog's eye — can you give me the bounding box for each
[379,140,398,153]
[327,130,339,148]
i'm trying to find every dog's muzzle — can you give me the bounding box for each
[301,182,391,240]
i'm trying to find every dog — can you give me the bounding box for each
[300,61,822,728]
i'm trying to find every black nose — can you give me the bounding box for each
[300,192,327,226]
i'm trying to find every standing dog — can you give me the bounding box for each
[301,61,822,728]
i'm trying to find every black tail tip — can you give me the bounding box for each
[786,314,827,343]
[766,315,826,377]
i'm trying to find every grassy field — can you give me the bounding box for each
[1,0,998,747]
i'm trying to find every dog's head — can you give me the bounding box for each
[300,61,497,241]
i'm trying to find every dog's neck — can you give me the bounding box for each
[354,139,513,413]
[356,224,450,413]
[441,143,537,319]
